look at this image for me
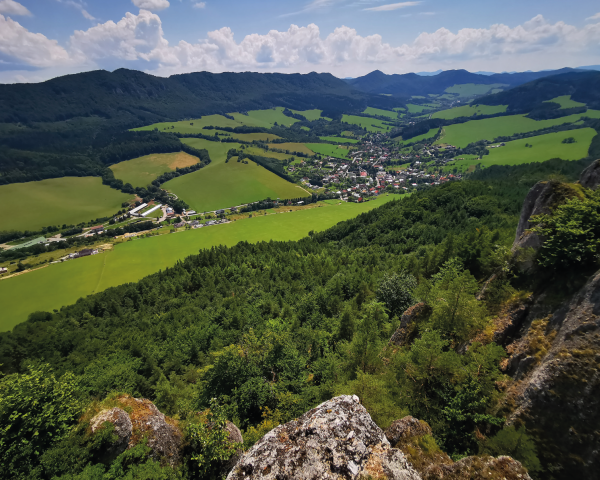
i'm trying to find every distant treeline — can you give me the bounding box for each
[240,192,336,212]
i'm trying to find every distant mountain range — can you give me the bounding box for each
[344,67,594,98]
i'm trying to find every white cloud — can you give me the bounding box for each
[0,14,73,67]
[586,12,600,21]
[193,2,206,8]
[3,10,600,83]
[0,0,31,16]
[56,0,96,21]
[364,2,420,12]
[131,0,170,11]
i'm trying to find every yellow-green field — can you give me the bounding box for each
[0,177,133,231]
[229,107,299,128]
[132,115,243,133]
[444,83,507,97]
[342,115,391,132]
[436,111,600,148]
[0,195,402,331]
[306,143,351,159]
[164,138,308,212]
[449,128,596,172]
[545,95,586,109]
[267,143,315,155]
[397,128,439,144]
[291,109,330,121]
[109,152,198,187]
[432,104,508,120]
[363,107,398,119]
[215,131,282,142]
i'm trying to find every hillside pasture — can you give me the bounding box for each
[436,111,600,148]
[215,131,282,142]
[306,143,351,159]
[545,95,586,109]
[432,104,508,120]
[267,143,315,155]
[0,194,402,331]
[363,107,398,119]
[109,152,198,187]
[0,177,133,232]
[320,136,360,144]
[132,115,243,134]
[342,115,391,132]
[397,128,439,145]
[407,104,436,114]
[229,107,299,128]
[444,83,507,97]
[448,128,596,172]
[165,138,307,212]
[291,109,330,121]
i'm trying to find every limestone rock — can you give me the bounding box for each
[390,303,431,346]
[226,395,421,480]
[580,159,600,190]
[385,416,432,448]
[91,395,183,467]
[422,455,531,480]
[222,421,244,475]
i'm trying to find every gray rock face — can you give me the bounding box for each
[505,269,600,479]
[580,159,600,190]
[422,455,532,480]
[385,416,432,448]
[91,407,132,461]
[227,395,421,480]
[390,303,430,347]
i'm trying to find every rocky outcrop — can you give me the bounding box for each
[580,159,600,190]
[501,269,600,479]
[226,395,421,480]
[90,395,183,466]
[422,456,531,480]
[385,416,432,447]
[390,303,431,346]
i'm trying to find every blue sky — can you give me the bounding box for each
[0,0,599,83]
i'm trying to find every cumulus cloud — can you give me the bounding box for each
[586,12,600,21]
[131,0,170,11]
[364,2,420,12]
[0,0,31,16]
[0,14,73,68]
[3,10,600,83]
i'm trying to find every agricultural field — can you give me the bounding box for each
[545,95,586,109]
[432,104,508,120]
[397,128,439,145]
[0,177,133,231]
[132,114,243,134]
[229,107,299,128]
[363,107,398,119]
[165,138,308,212]
[406,104,438,114]
[306,143,351,159]
[0,194,402,331]
[449,128,596,172]
[341,115,391,132]
[444,83,507,97]
[320,136,360,144]
[215,131,282,142]
[109,152,198,187]
[436,111,600,148]
[291,109,330,121]
[267,143,315,155]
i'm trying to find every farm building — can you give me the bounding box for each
[0,267,8,274]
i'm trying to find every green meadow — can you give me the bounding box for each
[230,107,299,128]
[397,128,439,145]
[444,83,507,97]
[545,95,586,109]
[132,114,243,134]
[164,138,307,212]
[0,195,401,331]
[363,107,398,119]
[432,104,508,120]
[267,143,315,155]
[436,111,600,148]
[449,128,596,172]
[0,177,133,231]
[215,131,282,142]
[110,151,199,188]
[306,143,351,159]
[320,136,360,144]
[407,104,436,114]
[291,109,330,121]
[341,115,391,132]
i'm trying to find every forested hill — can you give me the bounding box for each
[345,67,584,97]
[0,69,401,124]
[476,70,600,113]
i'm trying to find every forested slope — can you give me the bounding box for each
[0,157,596,480]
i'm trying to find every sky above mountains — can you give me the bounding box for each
[0,0,598,83]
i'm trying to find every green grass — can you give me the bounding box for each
[444,83,507,97]
[363,107,398,119]
[436,111,600,148]
[448,129,596,172]
[397,128,439,145]
[341,115,391,133]
[0,195,402,331]
[109,152,199,188]
[291,109,330,121]
[432,104,508,120]
[407,104,436,114]
[545,95,586,109]
[319,136,360,144]
[164,138,308,212]
[229,107,299,128]
[215,131,282,142]
[267,143,315,156]
[306,143,351,159]
[0,177,133,231]
[132,115,243,134]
